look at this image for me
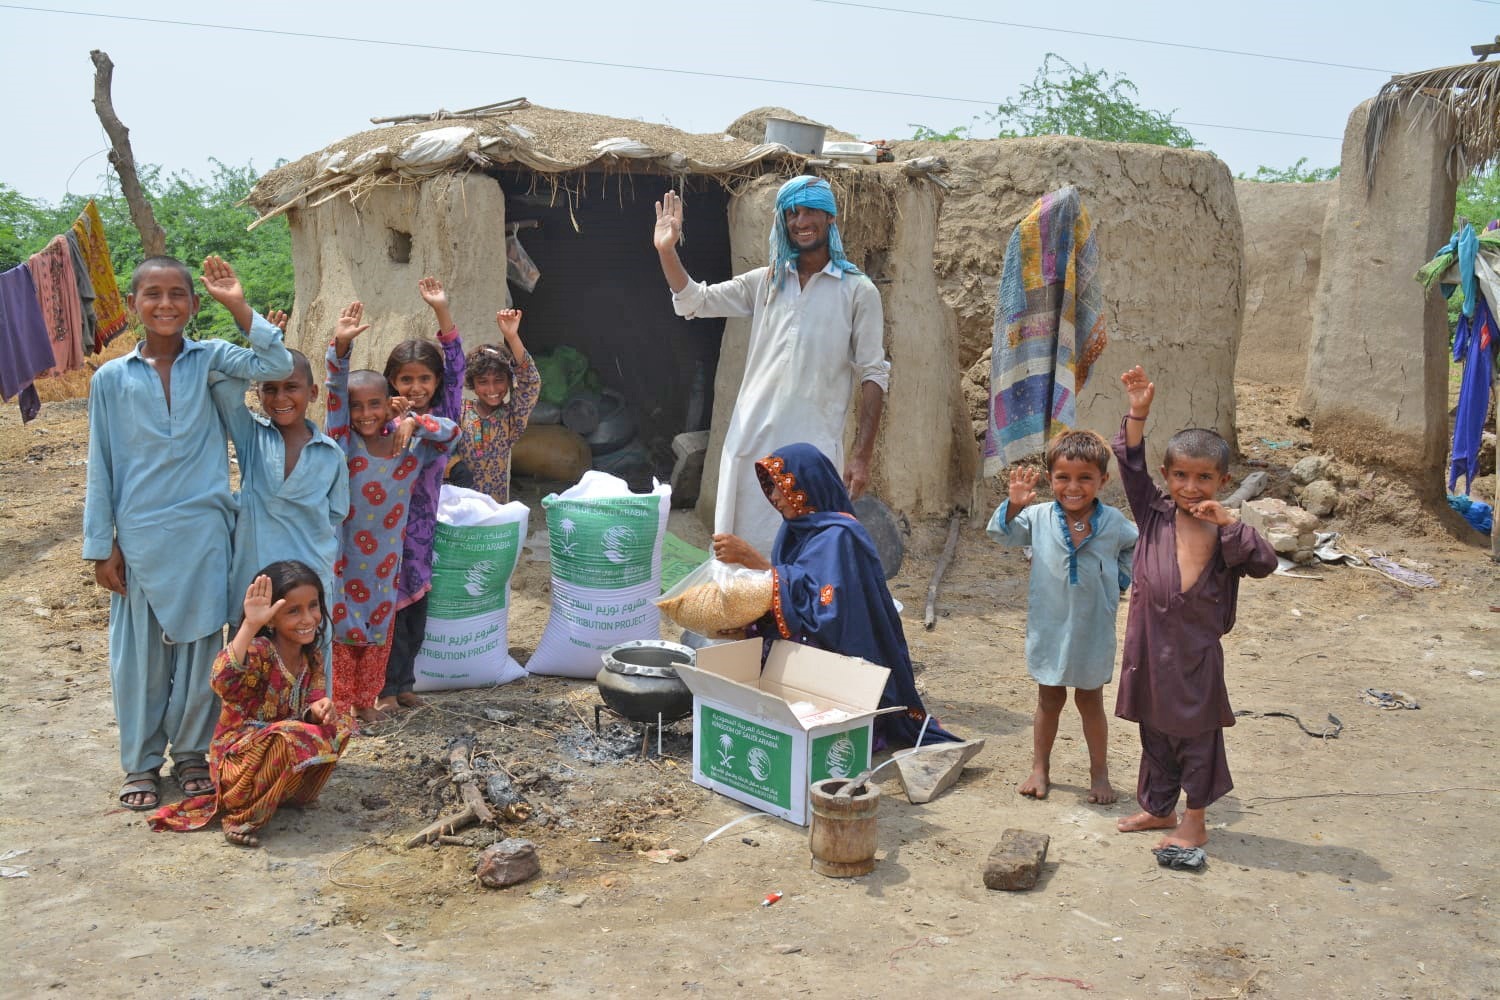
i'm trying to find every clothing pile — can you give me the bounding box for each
[0,200,128,422]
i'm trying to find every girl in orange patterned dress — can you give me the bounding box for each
[150,561,349,847]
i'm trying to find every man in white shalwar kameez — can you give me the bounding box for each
[654,176,889,556]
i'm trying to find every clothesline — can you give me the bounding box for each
[0,200,129,423]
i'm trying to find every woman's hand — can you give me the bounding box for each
[712,533,771,571]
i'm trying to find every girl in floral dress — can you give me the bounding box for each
[150,561,348,847]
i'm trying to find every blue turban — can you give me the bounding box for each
[768,176,862,294]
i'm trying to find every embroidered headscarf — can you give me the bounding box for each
[768,176,862,297]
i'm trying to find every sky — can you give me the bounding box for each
[0,1,1494,204]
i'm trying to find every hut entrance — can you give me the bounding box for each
[494,170,732,487]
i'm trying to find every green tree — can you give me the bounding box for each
[1238,157,1340,183]
[911,53,1197,148]
[0,161,292,344]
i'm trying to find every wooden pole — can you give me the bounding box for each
[923,510,963,630]
[89,50,165,259]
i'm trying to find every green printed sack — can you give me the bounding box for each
[527,471,671,678]
[414,486,529,691]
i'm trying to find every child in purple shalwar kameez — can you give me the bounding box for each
[1111,366,1277,852]
[378,277,465,713]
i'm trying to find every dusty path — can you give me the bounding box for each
[1,394,1496,998]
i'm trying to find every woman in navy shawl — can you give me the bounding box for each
[712,442,960,749]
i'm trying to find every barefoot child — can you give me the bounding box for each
[380,277,465,713]
[987,431,1137,804]
[454,308,540,503]
[149,561,349,846]
[85,255,292,811]
[326,302,459,724]
[1112,366,1277,851]
[210,310,349,669]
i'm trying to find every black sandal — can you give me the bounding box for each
[174,757,214,797]
[119,770,161,811]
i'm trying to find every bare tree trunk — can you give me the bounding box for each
[89,50,165,259]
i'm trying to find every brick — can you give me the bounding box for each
[983,828,1050,891]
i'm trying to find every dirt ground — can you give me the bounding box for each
[1,377,1496,999]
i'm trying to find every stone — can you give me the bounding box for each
[1290,455,1329,485]
[1240,497,1289,534]
[476,838,540,889]
[1234,179,1333,391]
[1301,479,1338,517]
[983,829,1050,891]
[894,739,986,804]
[1480,432,1496,477]
[1267,530,1299,554]
[1282,505,1322,534]
[772,943,803,955]
[561,894,589,909]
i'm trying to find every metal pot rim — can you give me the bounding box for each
[601,639,694,678]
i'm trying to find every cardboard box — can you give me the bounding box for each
[674,638,891,826]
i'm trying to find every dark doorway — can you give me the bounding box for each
[493,169,732,482]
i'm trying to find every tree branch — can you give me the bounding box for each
[89,49,165,258]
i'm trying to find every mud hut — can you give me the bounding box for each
[248,103,965,521]
[250,103,1246,523]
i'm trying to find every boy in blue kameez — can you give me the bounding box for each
[987,430,1137,804]
[209,308,349,670]
[84,255,293,811]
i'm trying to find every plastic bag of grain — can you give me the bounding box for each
[526,471,671,678]
[413,486,529,691]
[656,558,773,635]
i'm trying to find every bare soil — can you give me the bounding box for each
[1,380,1496,998]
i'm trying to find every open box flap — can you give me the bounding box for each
[676,640,803,728]
[762,641,889,713]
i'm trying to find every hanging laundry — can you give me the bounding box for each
[0,264,57,422]
[1449,284,1495,493]
[29,235,85,375]
[70,200,128,348]
[65,230,98,354]
[984,186,1107,475]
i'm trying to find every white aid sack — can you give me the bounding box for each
[527,471,671,678]
[414,486,529,691]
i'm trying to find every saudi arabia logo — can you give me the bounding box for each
[747,747,771,781]
[463,560,496,598]
[717,733,735,767]
[602,525,633,565]
[823,736,855,778]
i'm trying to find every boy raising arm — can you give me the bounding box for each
[1111,366,1277,851]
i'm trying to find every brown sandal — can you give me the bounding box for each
[174,758,213,797]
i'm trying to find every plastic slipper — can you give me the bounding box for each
[1153,845,1208,871]
[119,770,160,812]
[173,758,213,797]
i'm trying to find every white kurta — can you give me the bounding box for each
[673,261,890,555]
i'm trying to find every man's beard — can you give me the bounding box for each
[792,234,829,254]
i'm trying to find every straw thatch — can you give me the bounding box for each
[247,104,809,224]
[1364,60,1500,191]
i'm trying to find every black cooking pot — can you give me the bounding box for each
[596,640,694,724]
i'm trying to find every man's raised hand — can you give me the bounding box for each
[654,191,684,253]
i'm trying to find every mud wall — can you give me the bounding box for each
[282,173,508,379]
[698,171,966,528]
[1234,179,1333,390]
[893,136,1245,466]
[1301,98,1456,491]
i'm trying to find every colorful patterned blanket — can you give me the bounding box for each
[983,187,1106,475]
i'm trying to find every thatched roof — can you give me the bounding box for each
[247,103,809,223]
[1365,60,1500,190]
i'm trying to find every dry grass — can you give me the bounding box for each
[31,333,138,403]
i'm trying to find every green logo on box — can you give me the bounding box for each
[811,726,869,783]
[699,705,793,809]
